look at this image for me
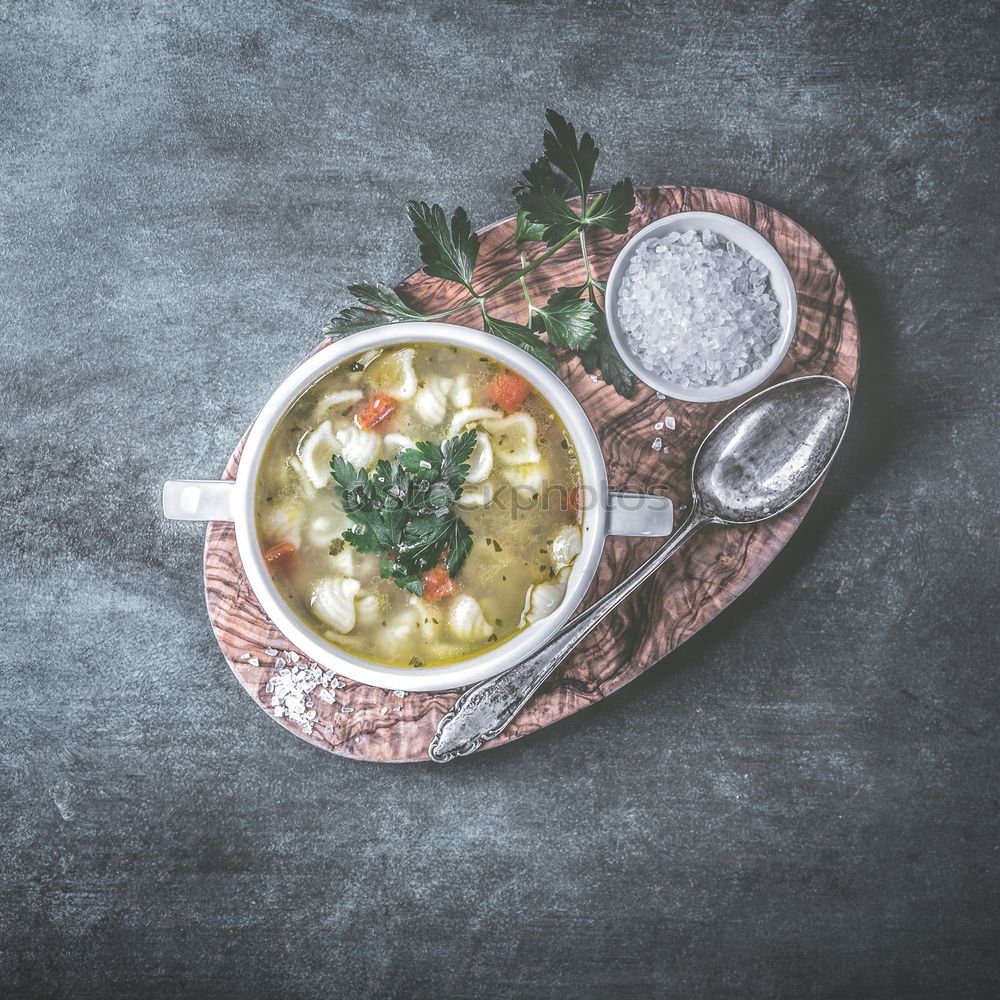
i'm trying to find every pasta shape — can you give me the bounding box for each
[304,509,350,549]
[327,545,356,576]
[381,605,420,648]
[550,525,583,570]
[448,595,492,641]
[501,462,546,497]
[383,432,416,458]
[457,483,493,507]
[296,421,339,489]
[335,426,381,468]
[356,593,381,629]
[366,348,418,399]
[449,407,496,436]
[481,413,541,465]
[286,457,317,496]
[261,500,304,548]
[313,389,363,421]
[311,576,361,633]
[521,567,571,626]
[450,374,473,408]
[465,432,493,483]
[413,375,453,425]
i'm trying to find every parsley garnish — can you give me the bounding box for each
[330,429,477,597]
[324,110,635,398]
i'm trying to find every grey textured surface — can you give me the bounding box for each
[2,1,998,997]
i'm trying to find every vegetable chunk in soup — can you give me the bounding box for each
[255,343,584,668]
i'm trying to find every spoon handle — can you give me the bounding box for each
[428,514,707,762]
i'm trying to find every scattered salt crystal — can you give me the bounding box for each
[264,647,279,656]
[654,421,664,431]
[652,437,662,451]
[655,391,667,400]
[265,659,342,734]
[664,416,676,430]
[240,652,251,660]
[340,706,354,714]
[379,706,389,715]
[247,657,259,667]
[393,689,408,697]
[286,651,300,663]
[618,229,781,388]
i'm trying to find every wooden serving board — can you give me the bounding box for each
[204,186,858,762]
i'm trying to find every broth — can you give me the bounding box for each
[255,343,584,667]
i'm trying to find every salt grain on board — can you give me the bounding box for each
[262,659,347,735]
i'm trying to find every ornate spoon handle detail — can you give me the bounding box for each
[428,515,706,762]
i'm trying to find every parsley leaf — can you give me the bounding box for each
[407,201,480,291]
[512,157,575,244]
[531,287,599,350]
[514,186,584,246]
[348,282,427,319]
[482,313,558,371]
[323,283,426,339]
[583,178,635,234]
[541,108,598,202]
[323,307,390,340]
[331,431,478,595]
[578,307,635,399]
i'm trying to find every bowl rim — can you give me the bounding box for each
[231,322,610,692]
[605,210,798,403]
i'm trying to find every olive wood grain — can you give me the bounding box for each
[203,186,859,762]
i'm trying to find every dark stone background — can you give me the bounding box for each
[2,1,998,997]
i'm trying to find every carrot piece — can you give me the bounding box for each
[355,392,397,430]
[487,370,532,412]
[264,541,297,571]
[421,565,458,602]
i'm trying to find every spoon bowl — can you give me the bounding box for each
[694,375,852,523]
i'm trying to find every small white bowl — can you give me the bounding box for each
[605,210,798,403]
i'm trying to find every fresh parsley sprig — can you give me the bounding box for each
[330,430,477,597]
[324,109,636,398]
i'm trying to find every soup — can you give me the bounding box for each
[255,343,584,667]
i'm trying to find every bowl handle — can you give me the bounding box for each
[162,480,236,522]
[607,491,673,537]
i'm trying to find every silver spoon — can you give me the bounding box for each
[428,375,852,763]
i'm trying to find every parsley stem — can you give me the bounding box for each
[579,230,594,285]
[411,226,583,324]
[518,253,534,321]
[479,227,582,299]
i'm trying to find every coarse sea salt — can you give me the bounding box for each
[263,659,347,735]
[617,229,781,388]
